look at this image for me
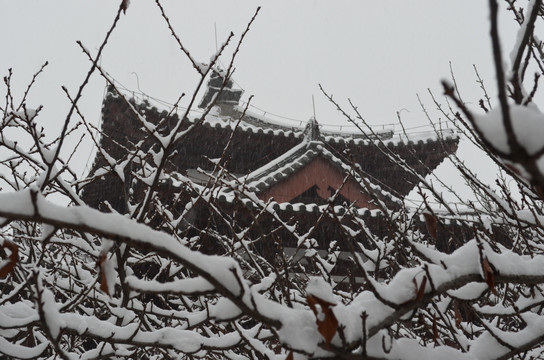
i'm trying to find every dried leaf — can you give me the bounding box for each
[482,257,496,295]
[97,252,110,296]
[454,301,462,328]
[415,276,427,301]
[307,295,338,347]
[0,239,18,278]
[285,351,294,360]
[423,212,437,239]
[99,271,109,295]
[121,0,130,14]
[505,163,522,177]
[534,184,544,202]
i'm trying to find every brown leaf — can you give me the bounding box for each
[423,212,437,239]
[307,295,338,347]
[505,163,522,177]
[97,252,110,296]
[454,301,462,328]
[415,276,427,301]
[285,351,294,360]
[0,239,18,278]
[99,271,109,295]
[121,0,129,14]
[534,184,544,202]
[482,257,496,295]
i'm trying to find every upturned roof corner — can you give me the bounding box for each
[303,116,321,141]
[84,77,459,213]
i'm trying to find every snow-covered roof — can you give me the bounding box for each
[241,138,401,205]
[84,84,459,213]
[189,110,457,147]
[215,192,385,217]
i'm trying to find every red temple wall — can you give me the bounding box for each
[259,157,378,209]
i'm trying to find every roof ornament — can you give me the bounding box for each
[304,116,321,141]
[198,67,243,109]
[304,95,321,141]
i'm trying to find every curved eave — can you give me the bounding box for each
[215,192,384,217]
[190,112,458,147]
[84,88,459,208]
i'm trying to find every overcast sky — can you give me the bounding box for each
[0,1,527,202]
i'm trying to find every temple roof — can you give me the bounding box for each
[81,83,459,212]
[243,138,399,206]
[175,107,458,197]
[186,105,448,145]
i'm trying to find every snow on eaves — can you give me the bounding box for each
[102,85,457,149]
[243,140,312,186]
[187,111,457,148]
[241,139,402,205]
[214,193,384,217]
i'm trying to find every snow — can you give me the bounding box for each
[190,104,456,147]
[0,189,248,299]
[59,311,245,353]
[306,277,337,304]
[475,104,544,155]
[197,62,210,74]
[447,282,488,300]
[102,253,117,296]
[126,275,214,294]
[0,336,48,359]
[509,0,538,78]
[0,62,539,360]
[0,301,38,327]
[1,93,544,358]
[3,184,544,358]
[39,144,57,164]
[242,138,400,207]
[381,337,477,360]
[6,108,39,123]
[36,274,65,339]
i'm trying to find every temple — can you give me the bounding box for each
[82,71,460,286]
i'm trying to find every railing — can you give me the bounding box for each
[106,80,456,140]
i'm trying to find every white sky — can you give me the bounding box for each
[0,1,527,202]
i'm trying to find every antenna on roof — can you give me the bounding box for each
[312,95,317,120]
